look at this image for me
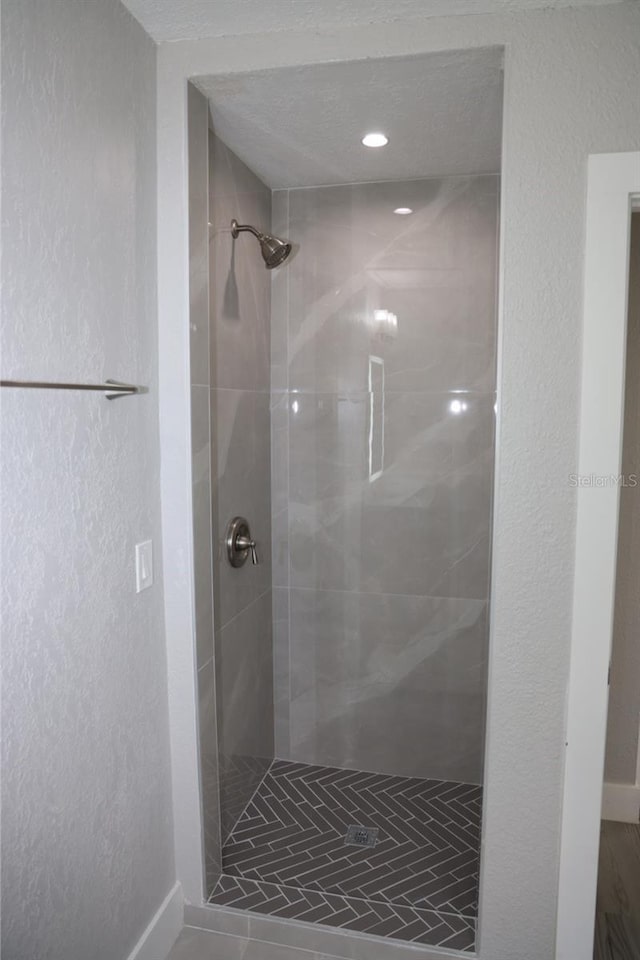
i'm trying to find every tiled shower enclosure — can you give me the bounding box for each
[188,60,499,952]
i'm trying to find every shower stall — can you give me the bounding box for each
[188,49,501,953]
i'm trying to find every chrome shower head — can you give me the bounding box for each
[230,219,293,269]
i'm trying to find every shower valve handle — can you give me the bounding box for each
[235,535,258,565]
[225,517,259,567]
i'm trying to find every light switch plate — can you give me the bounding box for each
[135,540,153,593]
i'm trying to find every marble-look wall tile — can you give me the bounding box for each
[189,90,221,891]
[215,590,274,840]
[188,85,210,389]
[211,387,272,630]
[197,656,222,892]
[209,133,272,393]
[286,177,499,395]
[208,135,275,853]
[270,392,289,589]
[271,176,498,780]
[288,589,488,782]
[272,587,290,758]
[271,191,290,392]
[287,391,495,599]
[192,386,215,669]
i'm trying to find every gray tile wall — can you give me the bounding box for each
[188,83,222,893]
[271,176,498,783]
[209,133,275,841]
[605,212,640,784]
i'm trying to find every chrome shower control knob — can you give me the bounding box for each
[225,516,259,568]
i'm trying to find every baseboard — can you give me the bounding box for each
[126,881,183,960]
[601,781,640,823]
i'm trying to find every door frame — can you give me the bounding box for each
[555,151,640,959]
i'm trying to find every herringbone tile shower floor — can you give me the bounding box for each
[209,760,482,950]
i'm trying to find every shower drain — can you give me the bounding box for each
[344,825,379,848]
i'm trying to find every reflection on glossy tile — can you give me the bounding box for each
[272,587,290,758]
[287,589,487,781]
[243,937,333,960]
[167,927,247,960]
[271,191,290,393]
[208,134,276,864]
[270,392,289,521]
[210,133,271,392]
[270,175,498,780]
[191,386,214,669]
[187,903,470,960]
[211,388,272,629]
[189,85,210,388]
[216,589,274,840]
[168,926,346,960]
[286,177,498,394]
[198,657,221,889]
[287,391,494,598]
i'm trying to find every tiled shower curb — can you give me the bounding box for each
[184,901,477,960]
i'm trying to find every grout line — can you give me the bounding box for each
[284,188,292,762]
[221,758,277,852]
[264,757,484,789]
[286,584,489,603]
[272,172,500,193]
[267,388,498,397]
[197,654,214,674]
[215,585,272,635]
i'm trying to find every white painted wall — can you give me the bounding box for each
[555,151,640,960]
[123,0,626,43]
[1,2,176,959]
[157,4,640,957]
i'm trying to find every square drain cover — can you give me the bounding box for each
[344,825,379,848]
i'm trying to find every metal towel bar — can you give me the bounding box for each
[0,379,144,399]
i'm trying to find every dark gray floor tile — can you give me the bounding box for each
[213,759,480,950]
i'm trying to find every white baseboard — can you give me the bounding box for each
[602,782,640,823]
[126,881,183,960]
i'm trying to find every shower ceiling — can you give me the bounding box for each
[194,48,504,188]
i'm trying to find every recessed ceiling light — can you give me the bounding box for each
[394,207,413,215]
[362,132,388,148]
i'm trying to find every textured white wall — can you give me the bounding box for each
[123,0,624,43]
[157,3,640,956]
[1,2,175,959]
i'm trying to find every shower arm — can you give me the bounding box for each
[230,219,262,240]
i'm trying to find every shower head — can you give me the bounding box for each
[230,219,292,269]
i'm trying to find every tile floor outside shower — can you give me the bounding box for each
[209,760,482,952]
